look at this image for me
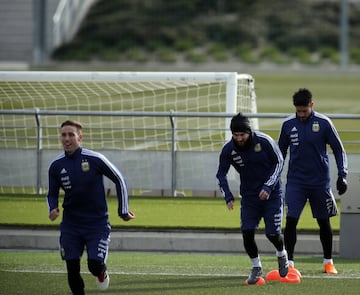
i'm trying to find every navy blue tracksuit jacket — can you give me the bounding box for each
[46,147,129,226]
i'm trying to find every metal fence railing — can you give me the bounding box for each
[1,110,359,196]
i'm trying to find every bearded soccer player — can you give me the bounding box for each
[216,113,289,285]
[47,120,135,295]
[278,88,348,274]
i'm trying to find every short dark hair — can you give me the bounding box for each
[230,113,251,133]
[61,120,83,131]
[293,88,312,106]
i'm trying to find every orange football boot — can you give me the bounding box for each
[323,262,338,274]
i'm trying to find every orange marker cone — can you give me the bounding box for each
[279,272,301,283]
[245,276,266,285]
[265,269,281,281]
[289,266,302,278]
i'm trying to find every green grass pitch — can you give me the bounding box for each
[1,251,359,295]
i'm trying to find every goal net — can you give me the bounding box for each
[0,71,257,151]
[0,71,258,194]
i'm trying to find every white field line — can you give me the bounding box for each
[3,269,360,280]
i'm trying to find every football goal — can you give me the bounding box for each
[0,71,258,151]
[0,71,258,194]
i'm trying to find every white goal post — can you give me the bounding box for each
[0,71,258,194]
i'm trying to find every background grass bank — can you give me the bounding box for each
[0,194,340,232]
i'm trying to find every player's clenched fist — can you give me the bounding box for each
[120,210,135,221]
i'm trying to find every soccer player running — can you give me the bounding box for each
[278,88,348,274]
[46,120,135,295]
[216,113,289,285]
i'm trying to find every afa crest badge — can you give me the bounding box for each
[81,160,90,172]
[254,143,261,152]
[312,121,320,132]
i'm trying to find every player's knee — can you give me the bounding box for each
[316,218,332,232]
[66,259,81,275]
[242,229,255,244]
[88,259,106,276]
[242,230,256,248]
[316,217,330,227]
[242,229,258,257]
[285,217,299,230]
[266,233,281,243]
[266,233,284,250]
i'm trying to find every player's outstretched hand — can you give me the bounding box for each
[336,176,347,195]
[120,211,135,221]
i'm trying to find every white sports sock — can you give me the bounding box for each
[276,249,287,257]
[323,258,333,265]
[250,256,262,268]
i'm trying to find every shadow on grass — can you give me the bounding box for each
[87,275,243,294]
